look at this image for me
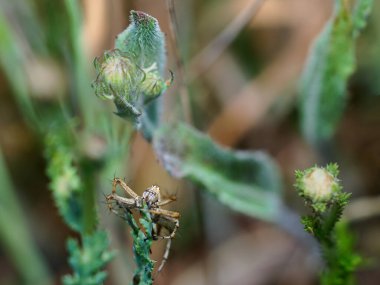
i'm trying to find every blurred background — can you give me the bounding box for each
[1,0,380,284]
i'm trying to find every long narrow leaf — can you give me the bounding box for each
[153,123,283,222]
[299,0,373,144]
[0,149,52,285]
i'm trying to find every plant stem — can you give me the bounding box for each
[0,149,52,285]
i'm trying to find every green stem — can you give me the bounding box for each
[0,149,52,285]
[64,0,94,130]
[122,207,154,285]
[80,161,99,235]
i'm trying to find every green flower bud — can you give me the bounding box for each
[92,49,144,118]
[141,65,173,104]
[93,11,170,139]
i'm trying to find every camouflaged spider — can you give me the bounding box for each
[105,178,180,274]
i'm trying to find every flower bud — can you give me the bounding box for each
[141,70,173,104]
[303,167,337,201]
[295,164,341,204]
[92,50,143,102]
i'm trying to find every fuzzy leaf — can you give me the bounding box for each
[115,10,166,73]
[45,127,83,233]
[299,0,373,143]
[153,123,283,222]
[63,231,115,285]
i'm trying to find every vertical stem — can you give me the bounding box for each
[165,0,193,124]
[0,149,52,285]
[64,0,95,129]
[80,161,98,235]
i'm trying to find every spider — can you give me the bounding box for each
[105,178,180,274]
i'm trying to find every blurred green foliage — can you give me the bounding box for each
[0,0,128,283]
[0,0,377,284]
[45,126,83,233]
[153,123,283,222]
[63,232,115,285]
[299,0,373,144]
[123,206,154,285]
[0,150,51,285]
[295,164,361,285]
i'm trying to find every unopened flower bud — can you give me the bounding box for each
[92,50,143,102]
[303,167,338,201]
[92,50,145,118]
[141,69,173,104]
[295,164,341,204]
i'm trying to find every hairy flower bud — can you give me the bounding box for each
[295,164,341,208]
[141,68,173,104]
[92,50,144,117]
[302,167,337,201]
[93,10,170,139]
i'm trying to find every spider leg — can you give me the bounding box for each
[113,178,139,200]
[149,211,180,240]
[155,238,172,277]
[157,196,176,207]
[149,209,180,219]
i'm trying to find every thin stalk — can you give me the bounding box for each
[188,0,265,81]
[165,0,193,124]
[80,161,99,235]
[64,0,95,130]
[0,9,39,127]
[0,149,52,285]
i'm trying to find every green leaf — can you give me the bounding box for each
[63,231,115,285]
[153,123,283,222]
[45,126,83,233]
[299,0,373,144]
[0,9,37,125]
[352,0,373,35]
[115,10,166,73]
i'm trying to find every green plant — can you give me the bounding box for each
[0,149,51,285]
[63,232,115,285]
[1,1,376,284]
[0,0,128,283]
[93,10,289,284]
[93,10,171,141]
[153,122,283,222]
[299,0,373,144]
[114,204,155,285]
[295,164,361,285]
[93,11,170,284]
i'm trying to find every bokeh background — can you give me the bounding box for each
[1,0,380,284]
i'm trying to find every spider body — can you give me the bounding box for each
[142,185,160,208]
